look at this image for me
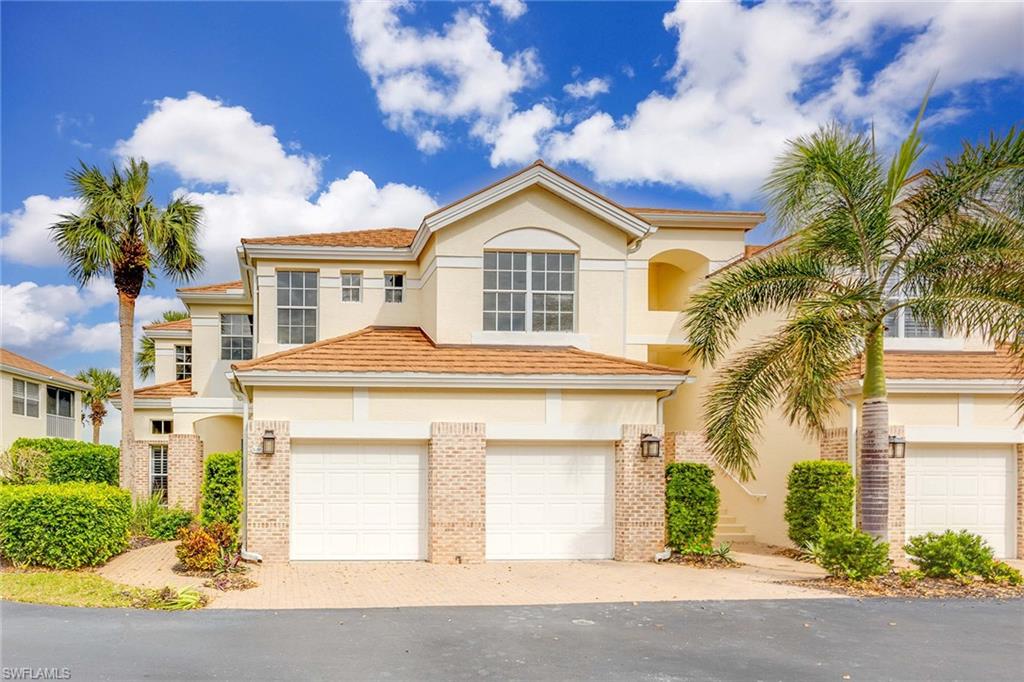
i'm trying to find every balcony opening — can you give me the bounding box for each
[46,385,75,439]
[648,249,709,312]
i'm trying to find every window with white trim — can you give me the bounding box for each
[277,271,318,344]
[884,269,942,339]
[384,273,404,303]
[220,313,253,360]
[340,272,362,302]
[174,345,192,380]
[150,444,168,501]
[483,251,576,332]
[12,379,40,417]
[152,419,173,435]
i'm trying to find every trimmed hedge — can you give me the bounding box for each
[0,482,130,568]
[200,451,242,529]
[784,461,854,549]
[9,437,119,485]
[665,462,720,553]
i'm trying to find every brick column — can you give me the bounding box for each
[819,427,849,463]
[1017,444,1023,560]
[614,424,666,561]
[427,422,486,564]
[854,425,906,558]
[665,430,714,465]
[246,420,290,562]
[168,434,204,513]
[124,440,155,500]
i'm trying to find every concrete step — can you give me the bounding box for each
[715,532,755,544]
[718,515,737,524]
[715,524,747,534]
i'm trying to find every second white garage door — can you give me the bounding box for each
[291,442,427,560]
[486,443,614,560]
[906,444,1016,558]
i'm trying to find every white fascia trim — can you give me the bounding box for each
[842,379,1022,394]
[288,420,624,442]
[905,426,1024,444]
[632,211,763,230]
[110,398,172,410]
[422,165,650,239]
[169,397,244,415]
[1,365,88,392]
[145,330,192,341]
[242,243,417,262]
[234,370,690,390]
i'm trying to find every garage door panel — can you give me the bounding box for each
[326,472,358,495]
[326,503,358,525]
[486,443,613,560]
[294,472,325,495]
[293,503,324,527]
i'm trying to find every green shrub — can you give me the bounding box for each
[904,530,995,581]
[9,437,119,485]
[130,493,164,537]
[151,507,194,541]
[175,525,220,571]
[200,451,242,529]
[985,561,1023,586]
[815,527,890,581]
[0,447,49,484]
[0,483,130,568]
[665,462,719,553]
[784,461,854,548]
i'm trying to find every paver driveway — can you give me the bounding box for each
[99,541,834,609]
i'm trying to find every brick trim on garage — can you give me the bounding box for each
[246,420,291,562]
[614,424,666,561]
[427,422,486,564]
[167,433,204,513]
[1017,444,1023,560]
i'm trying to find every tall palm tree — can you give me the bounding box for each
[684,106,1024,540]
[136,310,190,380]
[76,368,121,444]
[51,159,203,478]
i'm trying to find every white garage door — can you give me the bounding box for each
[906,445,1016,558]
[486,443,614,560]
[291,442,427,560]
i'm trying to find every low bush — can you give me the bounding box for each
[0,483,130,568]
[200,451,242,529]
[151,507,194,541]
[904,530,996,582]
[813,527,890,581]
[0,447,48,484]
[130,493,164,537]
[784,461,854,549]
[985,561,1023,586]
[175,525,221,572]
[7,437,119,485]
[665,462,719,553]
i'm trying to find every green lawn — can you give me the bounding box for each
[0,570,204,609]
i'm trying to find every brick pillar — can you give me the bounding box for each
[124,440,155,500]
[855,425,906,558]
[246,420,290,562]
[819,427,849,463]
[614,424,666,562]
[1016,444,1023,560]
[168,434,204,513]
[666,430,714,465]
[427,422,486,564]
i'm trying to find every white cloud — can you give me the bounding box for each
[0,279,111,349]
[489,0,527,22]
[563,77,611,100]
[347,0,541,154]
[482,104,558,166]
[0,195,83,266]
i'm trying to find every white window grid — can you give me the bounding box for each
[174,345,192,380]
[340,272,362,303]
[150,445,168,501]
[220,314,254,360]
[277,271,318,344]
[483,251,576,332]
[12,378,40,417]
[384,273,404,303]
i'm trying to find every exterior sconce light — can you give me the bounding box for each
[261,429,276,455]
[640,433,662,458]
[888,434,906,459]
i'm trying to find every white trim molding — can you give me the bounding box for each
[843,379,1022,395]
[484,227,579,252]
[905,426,1024,444]
[233,370,691,391]
[168,397,244,415]
[288,420,625,442]
[0,365,89,392]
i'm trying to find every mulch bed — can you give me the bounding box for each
[772,547,813,563]
[663,554,742,569]
[203,574,258,592]
[792,573,1024,599]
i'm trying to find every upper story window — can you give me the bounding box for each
[277,271,318,344]
[483,251,576,332]
[152,419,173,435]
[384,273,404,303]
[340,272,362,302]
[12,378,40,417]
[175,344,192,380]
[46,386,73,418]
[884,268,942,339]
[220,313,254,360]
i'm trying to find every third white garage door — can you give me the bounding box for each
[486,443,614,560]
[906,444,1016,558]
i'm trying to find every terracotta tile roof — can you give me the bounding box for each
[232,326,688,377]
[177,280,243,294]
[0,348,90,389]
[240,228,417,248]
[845,348,1023,381]
[111,378,194,400]
[143,318,192,332]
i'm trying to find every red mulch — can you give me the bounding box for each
[791,573,1024,599]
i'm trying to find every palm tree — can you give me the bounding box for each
[76,368,121,444]
[684,105,1024,540]
[51,159,203,473]
[137,310,190,380]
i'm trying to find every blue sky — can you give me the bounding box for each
[2,0,1023,386]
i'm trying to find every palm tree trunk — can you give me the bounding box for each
[860,327,890,540]
[118,292,136,488]
[91,410,102,444]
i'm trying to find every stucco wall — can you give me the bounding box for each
[188,302,254,398]
[1,370,84,450]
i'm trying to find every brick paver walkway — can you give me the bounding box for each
[99,541,834,609]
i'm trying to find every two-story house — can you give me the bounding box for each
[117,161,1022,563]
[1,347,89,450]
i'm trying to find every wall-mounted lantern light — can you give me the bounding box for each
[261,429,276,455]
[888,434,906,459]
[640,433,662,458]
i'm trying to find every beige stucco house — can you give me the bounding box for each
[1,348,89,450]
[114,161,1022,562]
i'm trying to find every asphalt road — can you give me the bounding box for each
[2,598,1022,681]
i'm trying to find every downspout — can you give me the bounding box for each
[656,386,678,425]
[229,374,262,563]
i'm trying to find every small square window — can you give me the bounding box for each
[385,273,404,303]
[152,420,173,435]
[341,272,362,302]
[12,378,40,417]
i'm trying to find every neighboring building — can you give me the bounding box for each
[1,348,89,450]
[114,160,1022,562]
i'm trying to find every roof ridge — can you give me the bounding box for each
[177,279,243,292]
[240,226,417,245]
[0,347,90,388]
